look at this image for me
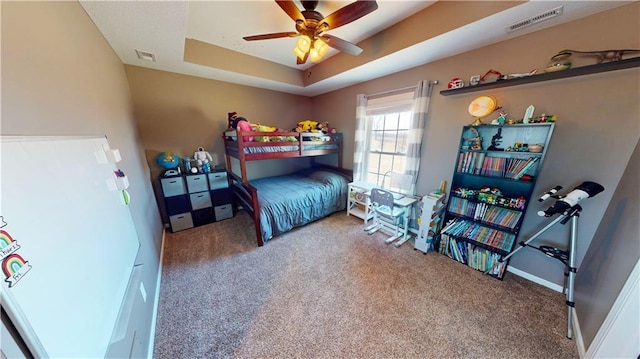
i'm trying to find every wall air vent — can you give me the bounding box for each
[135,49,156,62]
[506,6,563,32]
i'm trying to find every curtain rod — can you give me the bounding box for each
[364,80,439,99]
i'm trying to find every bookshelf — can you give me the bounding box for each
[414,192,446,254]
[439,123,554,279]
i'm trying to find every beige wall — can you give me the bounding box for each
[125,66,313,180]
[575,138,639,349]
[312,2,640,285]
[1,1,162,357]
[125,66,317,220]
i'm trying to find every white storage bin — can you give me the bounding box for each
[208,172,228,190]
[160,177,186,197]
[169,212,193,232]
[214,204,233,221]
[186,174,208,193]
[189,192,212,210]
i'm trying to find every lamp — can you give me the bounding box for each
[293,35,311,59]
[309,38,328,62]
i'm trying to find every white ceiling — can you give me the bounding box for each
[79,1,630,96]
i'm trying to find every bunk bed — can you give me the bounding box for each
[223,130,351,246]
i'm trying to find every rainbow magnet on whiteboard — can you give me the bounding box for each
[2,253,32,287]
[0,230,21,260]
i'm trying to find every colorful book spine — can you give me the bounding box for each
[512,157,539,180]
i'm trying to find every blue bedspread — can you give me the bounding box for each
[250,169,348,241]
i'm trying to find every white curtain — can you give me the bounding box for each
[353,80,434,187]
[353,94,368,182]
[405,80,432,192]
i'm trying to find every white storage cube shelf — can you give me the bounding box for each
[160,171,232,232]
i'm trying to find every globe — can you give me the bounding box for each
[468,95,497,126]
[156,151,180,169]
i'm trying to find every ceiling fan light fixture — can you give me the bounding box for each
[310,38,328,62]
[296,35,312,52]
[293,35,312,59]
[293,47,306,59]
[245,0,378,65]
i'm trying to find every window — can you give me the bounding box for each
[366,111,411,185]
[364,91,414,187]
[355,81,433,196]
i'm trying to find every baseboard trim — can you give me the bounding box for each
[584,260,640,359]
[507,266,564,293]
[573,308,586,358]
[508,266,582,353]
[147,227,166,359]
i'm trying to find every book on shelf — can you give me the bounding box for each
[441,218,516,253]
[479,156,507,177]
[506,157,529,177]
[512,157,539,180]
[474,153,485,174]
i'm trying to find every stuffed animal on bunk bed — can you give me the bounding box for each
[295,119,319,133]
[318,122,337,134]
[254,124,277,142]
[294,120,337,134]
[228,112,254,142]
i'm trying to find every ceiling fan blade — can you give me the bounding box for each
[320,0,378,31]
[321,34,363,55]
[275,0,305,22]
[243,32,298,41]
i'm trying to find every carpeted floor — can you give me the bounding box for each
[153,211,578,359]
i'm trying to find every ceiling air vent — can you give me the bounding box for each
[506,6,563,32]
[135,49,156,62]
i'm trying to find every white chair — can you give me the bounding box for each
[364,187,409,243]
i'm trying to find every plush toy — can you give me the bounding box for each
[193,146,213,172]
[255,124,277,132]
[227,112,238,128]
[318,122,329,133]
[295,119,319,133]
[254,124,278,142]
[317,122,337,134]
[228,112,254,141]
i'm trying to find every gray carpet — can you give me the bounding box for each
[153,211,578,358]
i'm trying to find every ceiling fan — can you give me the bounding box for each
[243,0,378,64]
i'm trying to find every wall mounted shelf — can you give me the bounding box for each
[440,56,640,96]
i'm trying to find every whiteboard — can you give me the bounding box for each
[0,136,139,358]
